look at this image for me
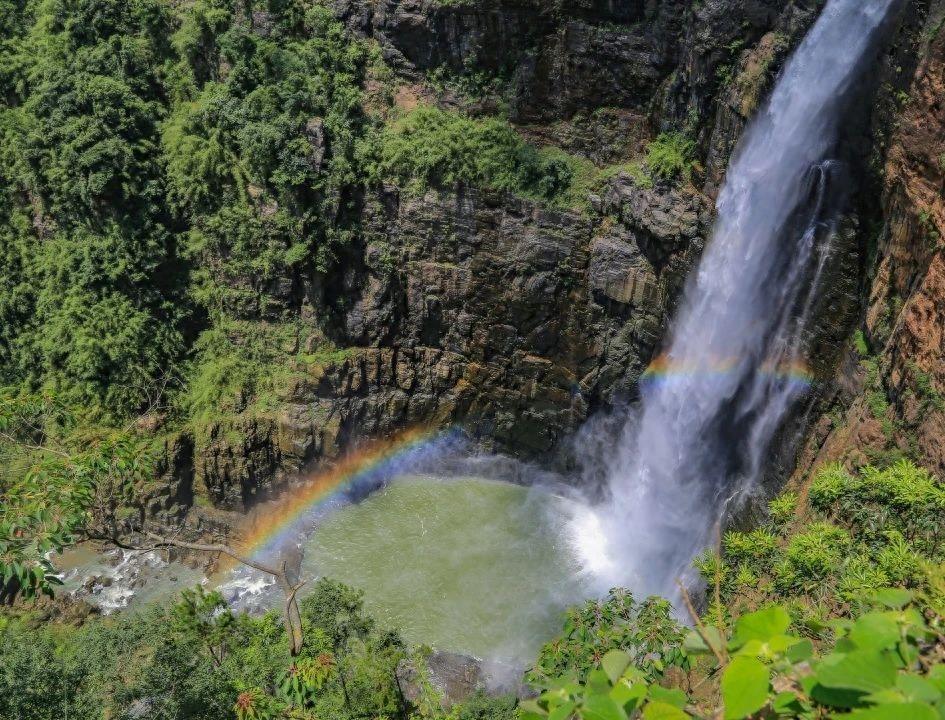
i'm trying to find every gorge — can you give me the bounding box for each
[2,0,945,718]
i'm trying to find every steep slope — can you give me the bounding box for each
[793,2,945,488]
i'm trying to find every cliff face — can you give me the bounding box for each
[191,178,709,511]
[793,4,945,487]
[156,0,935,521]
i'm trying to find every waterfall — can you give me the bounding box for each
[575,0,900,599]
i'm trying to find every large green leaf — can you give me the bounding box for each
[683,626,723,657]
[722,656,770,719]
[896,675,943,704]
[846,703,938,720]
[610,680,646,713]
[815,650,899,694]
[869,588,914,609]
[731,606,791,646]
[549,702,577,720]
[641,701,690,719]
[849,612,901,651]
[648,686,687,709]
[812,650,900,708]
[601,650,632,684]
[581,694,627,720]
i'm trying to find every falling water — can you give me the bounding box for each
[576,0,900,599]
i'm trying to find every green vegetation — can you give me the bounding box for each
[645,132,695,181]
[0,392,152,600]
[0,0,669,439]
[0,579,469,720]
[523,592,945,720]
[5,380,945,719]
[368,105,589,206]
[527,590,687,686]
[0,0,371,424]
[706,461,945,618]
[3,3,944,720]
[181,319,353,431]
[519,458,945,719]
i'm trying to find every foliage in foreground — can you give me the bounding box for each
[0,392,153,601]
[523,591,945,720]
[521,458,945,719]
[0,579,518,720]
[527,590,687,686]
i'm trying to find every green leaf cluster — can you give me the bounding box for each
[0,390,151,601]
[524,593,945,720]
[527,589,688,686]
[699,460,945,617]
[644,133,695,182]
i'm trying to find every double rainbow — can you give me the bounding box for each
[230,427,460,567]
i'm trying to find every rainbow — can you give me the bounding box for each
[229,427,461,568]
[639,354,815,391]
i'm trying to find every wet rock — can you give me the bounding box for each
[397,651,484,708]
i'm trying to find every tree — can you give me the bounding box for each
[0,390,307,655]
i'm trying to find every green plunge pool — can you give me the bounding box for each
[57,475,589,665]
[301,475,586,662]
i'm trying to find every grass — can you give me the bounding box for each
[705,459,945,621]
[180,320,355,433]
[369,106,664,212]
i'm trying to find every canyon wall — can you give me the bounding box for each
[149,0,941,525]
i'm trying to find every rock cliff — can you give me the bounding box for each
[155,0,938,521]
[793,2,945,488]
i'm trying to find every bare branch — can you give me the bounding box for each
[0,430,72,459]
[677,580,727,666]
[140,532,283,577]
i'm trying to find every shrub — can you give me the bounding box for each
[523,593,945,720]
[724,529,778,570]
[528,589,687,685]
[876,531,924,586]
[767,492,798,527]
[775,522,850,591]
[811,461,945,557]
[369,106,591,206]
[645,132,695,181]
[809,463,856,510]
[836,554,891,601]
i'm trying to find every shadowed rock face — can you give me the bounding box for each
[155,0,930,516]
[190,179,708,510]
[792,5,945,485]
[330,0,802,124]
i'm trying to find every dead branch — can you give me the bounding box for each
[677,580,728,666]
[89,531,306,655]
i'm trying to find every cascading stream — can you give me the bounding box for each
[576,0,900,599]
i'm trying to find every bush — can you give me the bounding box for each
[775,522,850,591]
[0,579,411,720]
[370,106,532,194]
[708,460,945,612]
[768,492,798,525]
[645,132,695,181]
[811,460,945,556]
[528,589,687,686]
[522,593,945,720]
[455,692,518,720]
[369,106,595,207]
[724,529,778,569]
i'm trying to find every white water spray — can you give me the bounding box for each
[577,0,899,599]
